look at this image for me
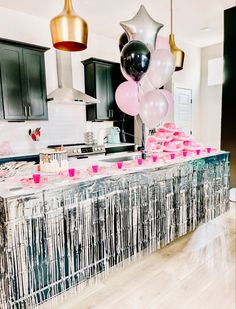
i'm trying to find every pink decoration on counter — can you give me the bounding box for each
[20,176,48,186]
[33,174,41,183]
[154,130,172,142]
[117,162,123,169]
[152,155,158,162]
[170,153,176,160]
[183,140,203,151]
[92,165,98,173]
[68,168,75,177]
[164,141,183,152]
[173,131,185,137]
[172,131,192,142]
[137,158,143,166]
[196,149,201,155]
[207,147,212,154]
[87,166,106,175]
[163,122,177,132]
[182,151,188,157]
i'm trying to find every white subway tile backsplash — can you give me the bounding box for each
[0,102,113,155]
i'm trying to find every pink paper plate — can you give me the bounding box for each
[20,176,48,185]
[58,170,80,179]
[163,141,183,152]
[162,123,178,133]
[87,166,106,175]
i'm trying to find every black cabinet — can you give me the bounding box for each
[222,7,236,187]
[0,38,49,121]
[82,58,124,121]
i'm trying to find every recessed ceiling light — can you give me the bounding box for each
[200,27,210,32]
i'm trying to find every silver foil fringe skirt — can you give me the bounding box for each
[0,154,230,308]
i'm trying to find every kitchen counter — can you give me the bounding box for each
[0,151,230,309]
[0,150,227,198]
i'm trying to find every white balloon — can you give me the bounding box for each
[139,89,169,129]
[140,76,155,93]
[147,49,175,89]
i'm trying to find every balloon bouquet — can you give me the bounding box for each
[115,5,175,130]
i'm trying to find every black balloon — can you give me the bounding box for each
[121,40,151,82]
[119,32,129,52]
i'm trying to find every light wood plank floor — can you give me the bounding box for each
[42,203,236,309]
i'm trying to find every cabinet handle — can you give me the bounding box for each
[109,109,113,118]
[24,106,28,117]
[28,106,32,117]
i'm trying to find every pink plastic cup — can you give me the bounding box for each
[170,153,176,160]
[117,162,123,169]
[137,158,143,166]
[152,155,158,163]
[196,149,201,155]
[33,174,41,184]
[68,168,75,177]
[207,147,212,154]
[92,165,98,173]
[182,151,188,157]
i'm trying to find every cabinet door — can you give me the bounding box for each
[106,65,116,119]
[0,79,3,119]
[23,49,48,120]
[0,44,27,120]
[95,63,109,120]
[110,64,125,120]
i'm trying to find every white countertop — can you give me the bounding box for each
[0,150,226,199]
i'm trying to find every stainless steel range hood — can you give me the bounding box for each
[48,50,100,105]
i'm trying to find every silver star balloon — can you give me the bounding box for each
[120,5,164,50]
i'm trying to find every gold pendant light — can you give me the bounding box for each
[50,0,88,52]
[169,0,185,71]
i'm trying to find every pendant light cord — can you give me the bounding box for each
[170,0,173,34]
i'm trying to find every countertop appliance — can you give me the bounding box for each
[107,127,120,144]
[48,143,105,159]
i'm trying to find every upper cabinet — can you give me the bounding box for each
[0,39,49,121]
[82,58,125,121]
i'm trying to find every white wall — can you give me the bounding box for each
[165,39,202,141]
[200,43,223,149]
[0,7,116,154]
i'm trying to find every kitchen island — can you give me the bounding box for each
[0,152,230,309]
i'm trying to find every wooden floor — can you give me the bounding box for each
[43,203,236,309]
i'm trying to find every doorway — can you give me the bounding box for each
[173,84,193,135]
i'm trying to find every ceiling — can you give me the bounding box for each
[0,0,235,47]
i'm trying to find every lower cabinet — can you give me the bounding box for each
[0,39,49,121]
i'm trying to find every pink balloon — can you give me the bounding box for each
[115,81,140,116]
[160,89,174,114]
[156,36,170,51]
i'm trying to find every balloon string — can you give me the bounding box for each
[137,82,146,149]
